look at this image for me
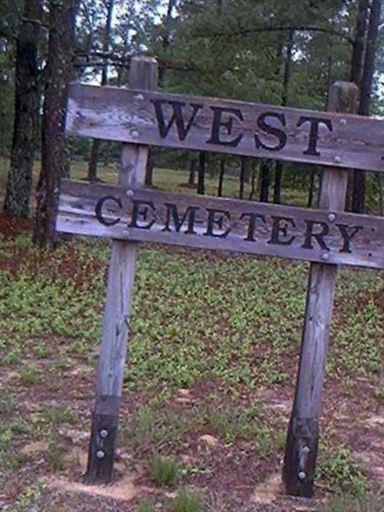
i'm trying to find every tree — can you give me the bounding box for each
[273,29,294,204]
[88,0,115,182]
[352,0,382,213]
[3,0,42,218]
[33,0,78,246]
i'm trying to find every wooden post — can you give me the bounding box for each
[85,56,158,484]
[282,81,359,497]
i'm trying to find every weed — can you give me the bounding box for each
[171,490,201,512]
[19,364,40,385]
[323,494,384,512]
[137,501,155,512]
[149,454,180,488]
[318,443,368,496]
[46,440,64,472]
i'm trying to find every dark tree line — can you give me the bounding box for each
[1,0,383,247]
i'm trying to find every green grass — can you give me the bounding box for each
[172,490,201,512]
[149,454,180,488]
[318,443,368,497]
[322,495,384,512]
[0,169,383,508]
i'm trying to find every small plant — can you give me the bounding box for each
[323,494,384,512]
[47,440,64,472]
[318,444,368,496]
[19,365,40,385]
[149,454,179,488]
[172,490,201,512]
[33,344,48,359]
[137,501,155,512]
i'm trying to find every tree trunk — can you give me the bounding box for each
[158,0,176,86]
[87,0,114,182]
[274,29,294,204]
[259,160,271,203]
[307,170,316,208]
[350,0,369,85]
[239,157,251,199]
[249,163,258,200]
[145,151,154,186]
[88,139,101,182]
[197,151,205,195]
[352,0,382,213]
[188,158,196,186]
[3,0,42,218]
[349,0,369,212]
[33,0,77,246]
[218,158,225,196]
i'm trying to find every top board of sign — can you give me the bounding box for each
[66,83,384,173]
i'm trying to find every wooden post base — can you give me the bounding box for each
[283,416,319,497]
[85,395,120,484]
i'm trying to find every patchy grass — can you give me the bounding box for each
[172,489,201,512]
[0,213,383,510]
[149,454,180,488]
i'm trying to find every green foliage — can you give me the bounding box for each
[137,502,155,512]
[172,490,201,512]
[149,454,180,488]
[318,443,368,497]
[323,495,384,512]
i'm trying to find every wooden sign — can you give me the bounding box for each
[57,58,377,500]
[57,179,384,270]
[66,82,384,173]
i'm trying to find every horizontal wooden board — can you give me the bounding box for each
[66,83,384,172]
[57,180,384,269]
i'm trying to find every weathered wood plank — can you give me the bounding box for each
[85,56,158,484]
[57,178,384,269]
[66,82,384,173]
[282,81,359,498]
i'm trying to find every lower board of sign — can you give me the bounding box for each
[56,179,384,269]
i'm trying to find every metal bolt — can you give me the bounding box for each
[302,446,310,455]
[322,252,330,261]
[334,156,342,164]
[99,429,108,439]
[134,94,144,100]
[96,450,105,459]
[327,212,336,222]
[131,130,139,137]
[126,189,134,197]
[340,118,347,126]
[298,471,306,481]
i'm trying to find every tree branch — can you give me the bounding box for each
[196,25,354,45]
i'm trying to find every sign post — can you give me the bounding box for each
[282,82,359,497]
[85,57,158,484]
[56,67,382,495]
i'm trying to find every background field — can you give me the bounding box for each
[0,162,383,511]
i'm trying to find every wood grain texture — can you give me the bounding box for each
[66,81,384,172]
[85,56,158,485]
[283,81,359,498]
[57,179,384,269]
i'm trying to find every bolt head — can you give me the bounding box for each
[322,252,330,261]
[131,130,139,137]
[99,429,108,439]
[126,189,134,197]
[96,450,105,459]
[327,212,336,222]
[298,471,306,481]
[340,118,347,126]
[334,156,342,164]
